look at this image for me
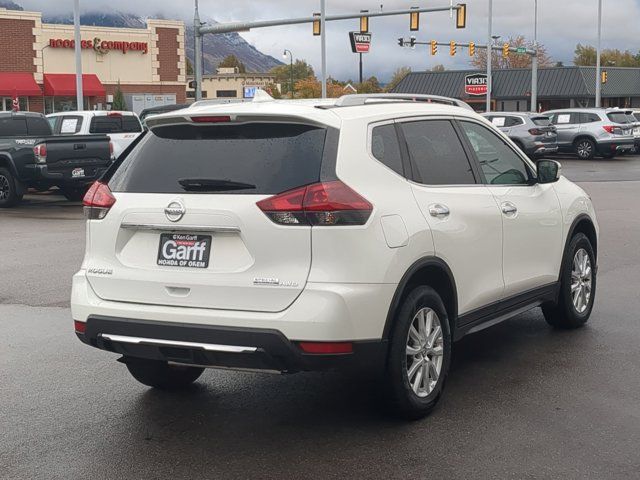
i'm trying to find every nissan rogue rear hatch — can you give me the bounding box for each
[87,120,331,312]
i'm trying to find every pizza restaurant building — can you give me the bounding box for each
[0,7,186,114]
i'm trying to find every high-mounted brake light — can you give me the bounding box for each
[191,115,232,123]
[83,181,116,220]
[257,180,373,226]
[107,112,123,117]
[33,144,47,163]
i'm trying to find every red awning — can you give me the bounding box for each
[0,73,41,96]
[43,74,105,97]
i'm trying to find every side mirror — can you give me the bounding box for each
[536,159,561,184]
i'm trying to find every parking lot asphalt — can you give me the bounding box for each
[2,156,640,479]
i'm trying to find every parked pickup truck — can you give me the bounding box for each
[0,111,112,207]
[47,111,143,160]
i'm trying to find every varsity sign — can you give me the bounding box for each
[49,37,149,54]
[464,73,488,96]
[349,32,372,53]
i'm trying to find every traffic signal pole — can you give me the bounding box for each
[486,0,492,112]
[595,0,602,108]
[531,0,538,112]
[193,4,465,100]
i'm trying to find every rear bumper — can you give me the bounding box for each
[596,140,635,154]
[76,316,386,373]
[530,143,558,157]
[22,163,109,187]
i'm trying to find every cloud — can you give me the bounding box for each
[17,0,640,81]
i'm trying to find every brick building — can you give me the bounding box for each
[0,8,186,114]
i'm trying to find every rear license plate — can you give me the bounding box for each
[157,233,212,268]
[71,167,85,178]
[546,131,554,137]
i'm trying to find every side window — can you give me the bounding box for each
[460,121,532,186]
[490,116,507,127]
[400,119,476,185]
[554,113,573,125]
[59,115,83,134]
[579,113,599,124]
[26,116,52,136]
[371,124,404,176]
[569,113,581,124]
[505,116,524,127]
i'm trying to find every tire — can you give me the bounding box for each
[61,187,87,202]
[543,233,596,329]
[574,138,595,160]
[383,286,452,420]
[0,167,22,207]
[125,357,204,390]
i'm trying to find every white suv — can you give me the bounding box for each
[72,94,599,419]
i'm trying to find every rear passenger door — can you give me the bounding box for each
[458,119,563,298]
[550,112,579,147]
[399,118,505,317]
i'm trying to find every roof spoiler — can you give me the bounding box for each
[333,93,474,111]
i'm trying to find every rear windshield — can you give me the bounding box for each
[89,115,142,134]
[635,113,640,122]
[531,116,552,126]
[607,112,631,124]
[109,123,327,194]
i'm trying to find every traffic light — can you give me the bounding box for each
[360,10,369,33]
[409,7,420,31]
[450,41,457,56]
[468,41,475,56]
[430,40,438,56]
[398,38,404,47]
[313,13,321,36]
[601,70,608,84]
[409,36,416,48]
[502,43,510,58]
[456,3,467,29]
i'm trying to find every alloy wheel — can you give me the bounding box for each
[571,248,592,313]
[0,174,9,201]
[577,141,592,159]
[405,307,444,398]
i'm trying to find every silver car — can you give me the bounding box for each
[482,112,558,158]
[544,108,635,159]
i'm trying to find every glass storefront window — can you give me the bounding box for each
[1,97,29,111]
[44,96,90,114]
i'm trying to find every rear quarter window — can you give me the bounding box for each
[109,122,329,195]
[371,124,404,176]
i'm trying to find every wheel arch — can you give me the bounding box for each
[383,256,458,341]
[566,213,598,261]
[0,153,18,177]
[572,135,597,147]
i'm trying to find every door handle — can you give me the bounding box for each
[428,204,450,218]
[501,202,518,216]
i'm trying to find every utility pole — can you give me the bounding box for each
[531,0,538,112]
[320,0,327,98]
[194,0,203,101]
[73,0,83,110]
[595,0,602,108]
[486,0,492,112]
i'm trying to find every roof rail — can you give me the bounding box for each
[333,93,474,111]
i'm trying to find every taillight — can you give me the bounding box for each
[33,144,47,164]
[603,125,621,134]
[257,180,373,226]
[83,181,116,219]
[528,128,544,136]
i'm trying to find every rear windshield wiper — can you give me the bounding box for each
[178,178,257,192]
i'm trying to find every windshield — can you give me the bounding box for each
[109,122,328,194]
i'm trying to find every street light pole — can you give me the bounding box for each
[486,0,492,112]
[283,49,294,98]
[531,0,538,112]
[73,0,83,110]
[194,0,203,101]
[320,0,327,98]
[595,0,602,108]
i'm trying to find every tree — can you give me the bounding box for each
[270,59,315,96]
[111,81,127,110]
[294,76,344,98]
[355,76,382,94]
[218,54,246,73]
[384,66,411,92]
[431,64,446,72]
[574,43,640,67]
[470,36,553,69]
[186,57,193,76]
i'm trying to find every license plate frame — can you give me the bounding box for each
[157,233,212,269]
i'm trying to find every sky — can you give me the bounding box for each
[19,0,640,81]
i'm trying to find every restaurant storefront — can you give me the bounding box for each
[0,7,186,114]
